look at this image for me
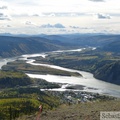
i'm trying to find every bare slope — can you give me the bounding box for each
[17,100,120,120]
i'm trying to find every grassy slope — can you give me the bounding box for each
[0,36,64,58]
[0,71,32,88]
[43,49,120,85]
[2,60,81,76]
[16,99,120,120]
[0,87,60,120]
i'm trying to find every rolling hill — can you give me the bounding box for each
[0,34,120,58]
[42,34,120,47]
[0,36,64,58]
[102,40,120,53]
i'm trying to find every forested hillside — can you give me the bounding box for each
[102,40,120,53]
[0,71,60,120]
[0,34,120,58]
[0,36,63,57]
[94,61,120,84]
[0,34,120,119]
[39,48,120,85]
[0,71,32,88]
[0,34,120,84]
[43,34,120,46]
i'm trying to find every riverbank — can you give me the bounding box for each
[0,48,120,98]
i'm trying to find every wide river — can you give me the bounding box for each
[0,48,120,98]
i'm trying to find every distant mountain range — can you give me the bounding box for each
[0,36,64,57]
[43,34,120,46]
[0,34,120,58]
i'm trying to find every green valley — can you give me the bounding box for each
[0,34,120,120]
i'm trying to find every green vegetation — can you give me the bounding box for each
[15,98,120,120]
[0,71,32,88]
[0,87,60,120]
[0,70,60,89]
[1,34,120,120]
[40,99,120,120]
[32,79,60,89]
[2,60,81,76]
[0,98,39,120]
[2,47,120,85]
[0,70,61,119]
[93,61,120,84]
[0,36,64,57]
[30,48,120,85]
[0,34,120,120]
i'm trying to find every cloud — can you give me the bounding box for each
[6,25,11,27]
[25,21,36,26]
[40,24,53,28]
[0,2,11,20]
[48,13,56,17]
[25,21,32,25]
[69,26,80,29]
[40,23,65,28]
[0,13,11,20]
[42,12,84,17]
[89,0,105,2]
[97,13,111,19]
[54,23,65,28]
[59,29,66,32]
[0,6,8,9]
[32,14,39,17]
[32,13,46,17]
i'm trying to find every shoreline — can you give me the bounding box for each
[0,49,120,98]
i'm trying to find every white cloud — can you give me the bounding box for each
[54,23,65,28]
[48,13,56,17]
[0,1,11,20]
[32,14,45,17]
[0,13,11,20]
[69,26,80,29]
[40,24,53,28]
[0,0,120,34]
[97,13,111,19]
[89,0,105,2]
[25,21,32,25]
[42,13,84,17]
[0,6,8,9]
[6,25,11,27]
[40,23,65,28]
[25,21,36,26]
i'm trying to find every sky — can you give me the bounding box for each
[0,0,120,35]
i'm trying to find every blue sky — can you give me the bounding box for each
[0,0,120,34]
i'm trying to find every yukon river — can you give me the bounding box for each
[0,48,120,98]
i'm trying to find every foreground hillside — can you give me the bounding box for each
[17,99,120,120]
[0,70,119,120]
[0,71,60,120]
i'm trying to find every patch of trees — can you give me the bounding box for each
[93,61,120,85]
[0,71,32,88]
[0,87,60,120]
[46,50,120,85]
